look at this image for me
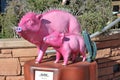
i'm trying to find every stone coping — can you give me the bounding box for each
[0,33,120,49]
[0,38,35,49]
[112,1,120,5]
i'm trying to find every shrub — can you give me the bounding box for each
[27,0,114,34]
[0,0,114,38]
[76,0,113,34]
[0,0,27,38]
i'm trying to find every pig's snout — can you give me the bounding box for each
[15,27,22,33]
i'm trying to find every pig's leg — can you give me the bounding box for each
[35,44,48,64]
[54,52,61,63]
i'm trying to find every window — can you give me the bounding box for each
[0,0,6,13]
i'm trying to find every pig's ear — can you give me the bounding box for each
[26,18,34,25]
[59,33,65,40]
[36,14,42,19]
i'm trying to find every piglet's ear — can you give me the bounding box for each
[59,33,65,40]
[36,14,42,19]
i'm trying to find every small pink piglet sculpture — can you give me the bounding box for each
[43,31,86,65]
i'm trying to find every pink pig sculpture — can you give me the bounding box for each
[16,9,81,63]
[43,31,86,65]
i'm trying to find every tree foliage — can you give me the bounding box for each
[0,0,27,38]
[0,0,114,38]
[78,0,113,33]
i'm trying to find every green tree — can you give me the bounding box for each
[0,0,27,38]
[78,0,113,33]
[0,0,114,38]
[26,0,61,12]
[26,0,113,34]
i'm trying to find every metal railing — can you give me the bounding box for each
[90,18,120,38]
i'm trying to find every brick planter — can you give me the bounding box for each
[0,33,120,80]
[0,39,52,80]
[94,33,120,80]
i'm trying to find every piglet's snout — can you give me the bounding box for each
[43,37,47,42]
[15,27,22,33]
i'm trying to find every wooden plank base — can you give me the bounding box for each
[24,59,98,80]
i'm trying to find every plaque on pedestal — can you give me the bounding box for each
[24,59,98,80]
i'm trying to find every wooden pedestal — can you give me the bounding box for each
[24,59,98,80]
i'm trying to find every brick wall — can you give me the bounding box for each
[0,39,54,80]
[94,33,120,80]
[0,33,120,80]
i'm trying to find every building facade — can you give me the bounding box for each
[0,0,6,13]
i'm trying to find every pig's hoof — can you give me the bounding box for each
[54,62,57,63]
[62,63,67,66]
[82,58,86,62]
[35,61,39,64]
[54,61,58,63]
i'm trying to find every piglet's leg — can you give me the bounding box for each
[72,53,77,63]
[82,55,86,62]
[62,56,69,65]
[35,44,48,64]
[54,52,61,63]
[80,46,86,62]
[62,52,70,65]
[81,52,86,62]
